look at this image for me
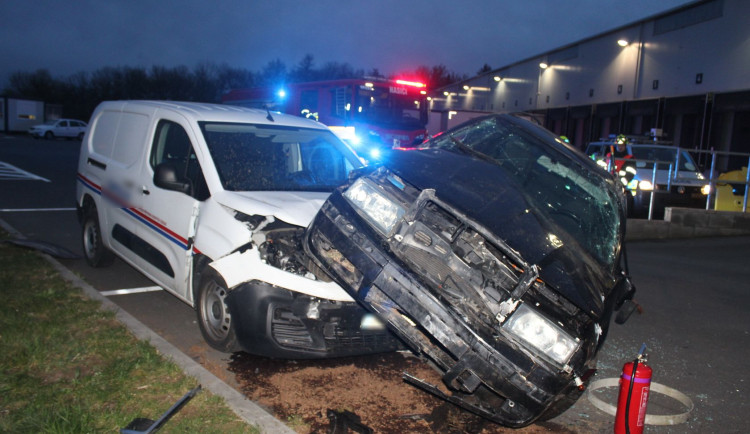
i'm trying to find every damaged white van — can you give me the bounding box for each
[76,101,399,357]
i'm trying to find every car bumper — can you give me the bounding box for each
[304,194,593,426]
[226,279,402,359]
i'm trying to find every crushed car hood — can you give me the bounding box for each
[213,190,331,227]
[381,148,612,316]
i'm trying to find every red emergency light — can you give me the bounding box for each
[395,79,426,88]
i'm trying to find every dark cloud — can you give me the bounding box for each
[0,0,691,86]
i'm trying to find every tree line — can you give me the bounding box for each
[2,55,468,120]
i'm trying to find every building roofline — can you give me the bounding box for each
[434,0,708,92]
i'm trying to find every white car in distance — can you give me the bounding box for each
[29,118,88,140]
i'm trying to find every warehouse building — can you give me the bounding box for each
[428,0,749,170]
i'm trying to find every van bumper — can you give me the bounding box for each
[226,281,402,359]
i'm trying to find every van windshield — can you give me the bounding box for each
[200,123,362,192]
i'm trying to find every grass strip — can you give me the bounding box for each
[0,234,257,433]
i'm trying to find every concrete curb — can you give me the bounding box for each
[0,218,294,434]
[626,207,750,241]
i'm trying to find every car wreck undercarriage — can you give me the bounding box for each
[301,113,637,427]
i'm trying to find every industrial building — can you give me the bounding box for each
[428,0,749,171]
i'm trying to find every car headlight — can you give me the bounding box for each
[344,178,405,234]
[638,180,653,191]
[502,303,579,365]
[701,184,711,195]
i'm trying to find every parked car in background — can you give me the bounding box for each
[29,119,88,140]
[305,114,637,427]
[586,139,709,218]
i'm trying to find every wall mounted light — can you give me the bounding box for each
[539,62,549,69]
[493,76,502,82]
[617,39,629,47]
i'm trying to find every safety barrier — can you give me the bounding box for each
[604,149,750,220]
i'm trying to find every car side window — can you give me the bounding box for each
[150,120,210,201]
[59,121,68,127]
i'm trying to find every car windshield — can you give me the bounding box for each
[423,116,621,268]
[630,146,700,172]
[200,122,362,192]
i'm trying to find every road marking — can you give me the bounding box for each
[0,207,77,212]
[0,161,50,182]
[100,286,164,296]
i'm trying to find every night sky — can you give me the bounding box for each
[1,0,693,87]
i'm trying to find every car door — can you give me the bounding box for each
[131,116,210,301]
[55,120,69,137]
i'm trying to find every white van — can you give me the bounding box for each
[76,101,397,357]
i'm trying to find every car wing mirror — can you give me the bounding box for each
[154,163,191,195]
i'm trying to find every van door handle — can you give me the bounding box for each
[141,186,150,195]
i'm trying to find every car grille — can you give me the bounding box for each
[271,307,399,352]
[389,198,525,336]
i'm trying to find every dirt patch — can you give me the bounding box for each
[229,351,568,433]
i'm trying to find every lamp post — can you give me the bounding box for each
[537,62,548,109]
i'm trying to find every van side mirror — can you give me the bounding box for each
[154,163,191,195]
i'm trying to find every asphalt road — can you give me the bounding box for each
[2,134,749,432]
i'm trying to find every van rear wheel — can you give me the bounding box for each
[196,270,240,353]
[82,205,114,267]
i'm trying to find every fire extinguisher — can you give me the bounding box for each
[615,344,652,434]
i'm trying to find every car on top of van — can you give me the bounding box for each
[75,100,399,358]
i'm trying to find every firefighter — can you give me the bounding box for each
[607,135,636,186]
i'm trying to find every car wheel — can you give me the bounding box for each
[196,269,240,353]
[44,131,54,140]
[81,205,114,267]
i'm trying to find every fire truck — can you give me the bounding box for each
[222,78,429,158]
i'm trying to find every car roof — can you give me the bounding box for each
[97,100,327,130]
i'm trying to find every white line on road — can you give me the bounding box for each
[0,208,77,212]
[100,286,164,296]
[0,161,50,182]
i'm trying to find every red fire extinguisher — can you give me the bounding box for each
[615,344,652,434]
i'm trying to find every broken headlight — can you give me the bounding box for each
[343,178,405,235]
[502,303,579,366]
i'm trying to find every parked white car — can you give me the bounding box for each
[76,100,397,357]
[29,118,88,140]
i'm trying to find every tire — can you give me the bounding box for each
[196,269,240,353]
[81,205,114,267]
[44,131,54,140]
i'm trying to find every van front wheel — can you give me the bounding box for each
[196,270,240,353]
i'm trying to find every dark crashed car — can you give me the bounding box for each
[304,114,636,427]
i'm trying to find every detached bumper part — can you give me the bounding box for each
[226,281,401,359]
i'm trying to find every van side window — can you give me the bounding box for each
[150,120,210,201]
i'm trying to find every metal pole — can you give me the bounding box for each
[648,163,658,221]
[706,152,717,210]
[743,156,750,213]
[667,163,673,191]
